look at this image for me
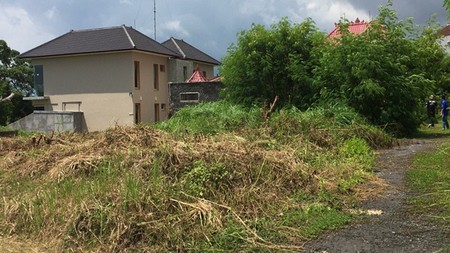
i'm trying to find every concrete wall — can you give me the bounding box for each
[169,81,224,112]
[438,36,450,54]
[8,111,84,132]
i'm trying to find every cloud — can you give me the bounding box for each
[0,3,55,53]
[45,6,58,20]
[285,0,370,32]
[160,20,190,37]
[119,0,133,5]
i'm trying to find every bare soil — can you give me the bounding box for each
[303,139,450,253]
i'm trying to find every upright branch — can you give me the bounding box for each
[0,93,14,102]
[262,96,279,124]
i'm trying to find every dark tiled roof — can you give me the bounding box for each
[162,37,221,65]
[19,25,178,58]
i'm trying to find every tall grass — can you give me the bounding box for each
[155,101,261,135]
[0,101,395,252]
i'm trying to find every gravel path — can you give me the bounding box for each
[303,139,450,253]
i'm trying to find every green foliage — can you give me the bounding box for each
[220,17,325,109]
[220,3,450,137]
[0,40,33,95]
[339,137,374,167]
[313,4,448,136]
[155,100,261,135]
[0,40,33,125]
[445,0,450,15]
[281,203,352,238]
[181,160,230,198]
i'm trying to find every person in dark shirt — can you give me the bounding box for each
[426,95,437,127]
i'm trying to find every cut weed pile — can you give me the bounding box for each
[0,102,394,252]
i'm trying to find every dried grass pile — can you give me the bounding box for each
[0,121,390,252]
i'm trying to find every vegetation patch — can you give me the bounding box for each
[0,102,394,252]
[407,137,450,249]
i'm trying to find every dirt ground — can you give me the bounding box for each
[302,138,450,253]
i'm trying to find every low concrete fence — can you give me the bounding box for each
[8,111,84,133]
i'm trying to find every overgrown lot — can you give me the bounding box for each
[0,102,394,252]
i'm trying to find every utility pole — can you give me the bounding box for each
[153,0,156,40]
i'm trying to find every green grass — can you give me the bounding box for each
[408,127,450,250]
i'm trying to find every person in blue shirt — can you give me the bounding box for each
[441,95,449,130]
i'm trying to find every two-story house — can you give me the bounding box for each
[15,25,220,132]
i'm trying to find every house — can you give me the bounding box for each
[327,18,370,39]
[438,24,450,54]
[14,25,221,132]
[162,37,221,83]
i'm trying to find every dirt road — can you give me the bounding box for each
[303,139,450,253]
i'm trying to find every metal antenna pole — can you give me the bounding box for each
[153,0,156,40]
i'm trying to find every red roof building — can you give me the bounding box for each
[186,68,208,82]
[186,68,222,83]
[327,18,370,39]
[438,24,450,54]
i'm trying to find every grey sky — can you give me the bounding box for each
[0,0,448,62]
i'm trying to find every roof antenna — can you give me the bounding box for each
[153,0,156,40]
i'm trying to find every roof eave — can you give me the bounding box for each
[20,48,178,60]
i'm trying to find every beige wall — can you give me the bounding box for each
[131,52,170,124]
[32,51,170,132]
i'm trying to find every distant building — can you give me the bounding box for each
[438,24,450,54]
[327,18,370,39]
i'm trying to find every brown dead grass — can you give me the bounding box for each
[0,124,386,252]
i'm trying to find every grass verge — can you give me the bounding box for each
[407,128,450,251]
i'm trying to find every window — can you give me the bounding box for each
[154,103,160,122]
[134,103,141,124]
[34,65,44,96]
[153,64,159,90]
[134,61,140,89]
[202,71,207,77]
[180,92,200,103]
[161,104,166,110]
[183,66,187,81]
[160,65,166,72]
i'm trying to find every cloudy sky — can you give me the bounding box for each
[0,0,448,62]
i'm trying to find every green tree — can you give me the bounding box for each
[314,4,447,135]
[220,18,325,109]
[0,40,33,125]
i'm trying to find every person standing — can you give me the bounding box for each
[426,95,437,127]
[441,95,449,130]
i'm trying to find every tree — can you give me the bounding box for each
[220,18,325,109]
[220,2,450,136]
[314,3,448,135]
[0,40,33,125]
